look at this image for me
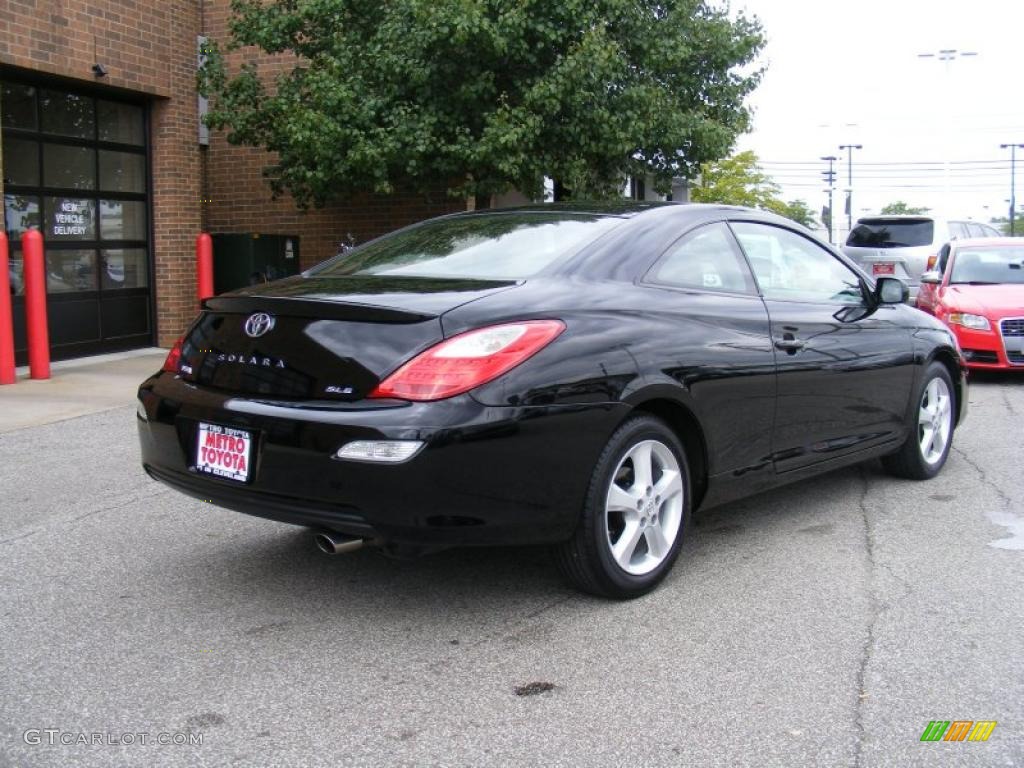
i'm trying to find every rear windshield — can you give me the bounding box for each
[847,219,934,248]
[309,213,623,280]
[950,246,1024,285]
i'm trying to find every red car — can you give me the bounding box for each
[916,238,1024,369]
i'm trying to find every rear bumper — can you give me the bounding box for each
[845,253,920,301]
[138,373,627,546]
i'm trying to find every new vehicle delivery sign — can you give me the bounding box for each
[195,423,252,482]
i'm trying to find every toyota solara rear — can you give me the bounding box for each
[139,203,965,598]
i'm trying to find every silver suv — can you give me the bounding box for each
[843,216,1001,300]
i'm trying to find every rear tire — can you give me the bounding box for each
[882,361,955,480]
[555,415,690,599]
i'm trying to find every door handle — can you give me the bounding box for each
[774,336,806,354]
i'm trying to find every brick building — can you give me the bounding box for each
[1,0,464,362]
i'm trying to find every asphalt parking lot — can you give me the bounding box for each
[1,371,1022,767]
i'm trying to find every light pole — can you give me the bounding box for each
[839,144,862,234]
[917,48,978,69]
[1000,143,1024,236]
[918,49,978,199]
[821,155,837,245]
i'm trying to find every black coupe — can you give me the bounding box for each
[138,203,966,598]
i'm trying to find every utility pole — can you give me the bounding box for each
[821,155,837,245]
[838,144,862,235]
[1000,143,1024,236]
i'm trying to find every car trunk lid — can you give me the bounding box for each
[176,275,517,401]
[842,245,931,283]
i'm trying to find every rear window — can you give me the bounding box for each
[847,219,934,248]
[309,213,623,280]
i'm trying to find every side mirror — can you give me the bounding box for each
[875,276,908,305]
[920,271,942,285]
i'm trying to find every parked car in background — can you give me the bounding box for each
[916,238,1024,369]
[138,203,967,598]
[843,215,1002,301]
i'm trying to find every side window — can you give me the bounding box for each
[731,222,865,305]
[648,222,756,294]
[936,243,952,273]
[966,223,986,238]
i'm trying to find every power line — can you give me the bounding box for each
[767,168,1011,174]
[768,174,1011,181]
[769,182,1008,190]
[759,159,1012,167]
[763,172,1012,180]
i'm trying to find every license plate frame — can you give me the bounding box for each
[871,262,896,276]
[194,422,254,483]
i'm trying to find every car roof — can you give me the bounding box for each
[481,201,676,217]
[855,215,935,223]
[855,215,995,226]
[457,201,783,221]
[952,237,1023,248]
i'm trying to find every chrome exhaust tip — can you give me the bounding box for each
[313,530,366,555]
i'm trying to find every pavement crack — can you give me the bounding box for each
[0,530,39,546]
[953,445,1024,549]
[876,560,912,604]
[1,486,172,545]
[853,466,880,768]
[999,387,1019,417]
[467,594,573,650]
[952,446,1012,510]
[68,486,173,525]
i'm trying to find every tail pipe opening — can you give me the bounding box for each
[313,530,367,555]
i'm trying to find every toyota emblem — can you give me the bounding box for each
[244,312,275,338]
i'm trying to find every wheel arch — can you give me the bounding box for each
[927,348,966,426]
[628,397,709,510]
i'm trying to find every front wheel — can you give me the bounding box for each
[882,361,955,480]
[555,415,690,598]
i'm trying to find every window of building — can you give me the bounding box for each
[1,76,152,358]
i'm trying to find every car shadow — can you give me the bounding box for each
[968,370,1022,386]
[180,461,875,624]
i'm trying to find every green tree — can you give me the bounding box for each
[691,151,815,227]
[691,150,781,209]
[989,216,1024,236]
[199,0,765,207]
[767,198,816,228]
[880,200,930,215]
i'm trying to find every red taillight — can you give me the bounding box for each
[162,337,184,373]
[370,320,566,401]
[926,254,938,270]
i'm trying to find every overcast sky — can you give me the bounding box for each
[732,0,1024,227]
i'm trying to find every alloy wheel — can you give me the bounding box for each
[918,376,952,465]
[604,439,684,576]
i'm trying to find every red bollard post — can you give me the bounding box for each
[0,232,16,385]
[196,232,214,302]
[22,229,50,380]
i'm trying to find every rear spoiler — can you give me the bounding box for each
[202,295,437,324]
